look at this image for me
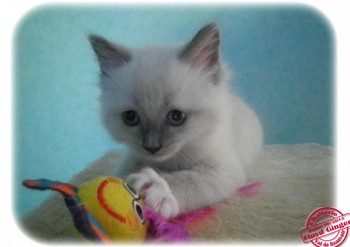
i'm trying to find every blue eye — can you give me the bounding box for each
[122,110,140,126]
[167,110,186,126]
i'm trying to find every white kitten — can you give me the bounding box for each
[89,24,263,218]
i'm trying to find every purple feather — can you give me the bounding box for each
[143,206,190,242]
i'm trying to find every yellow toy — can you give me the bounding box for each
[23,177,146,243]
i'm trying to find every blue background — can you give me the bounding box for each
[14,5,333,217]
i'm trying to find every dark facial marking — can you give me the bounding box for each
[142,124,163,154]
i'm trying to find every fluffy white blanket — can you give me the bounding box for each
[20,144,333,243]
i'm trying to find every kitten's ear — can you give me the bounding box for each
[88,34,131,75]
[179,23,220,70]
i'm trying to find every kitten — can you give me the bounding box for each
[89,24,263,218]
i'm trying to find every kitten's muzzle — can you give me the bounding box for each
[143,128,163,154]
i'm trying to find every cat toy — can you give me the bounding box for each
[22,176,192,243]
[23,176,262,243]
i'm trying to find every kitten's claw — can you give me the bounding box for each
[126,168,179,218]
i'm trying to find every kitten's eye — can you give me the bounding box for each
[167,110,186,126]
[122,110,140,126]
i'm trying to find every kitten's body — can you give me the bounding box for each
[89,24,263,218]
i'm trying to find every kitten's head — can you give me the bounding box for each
[89,24,230,161]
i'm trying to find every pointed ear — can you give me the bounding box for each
[88,34,131,75]
[179,23,220,70]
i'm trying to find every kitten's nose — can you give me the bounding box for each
[143,144,162,154]
[143,127,162,154]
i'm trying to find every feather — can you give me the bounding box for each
[143,205,190,242]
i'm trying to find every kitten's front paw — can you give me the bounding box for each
[126,168,179,218]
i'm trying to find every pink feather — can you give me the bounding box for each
[237,180,264,197]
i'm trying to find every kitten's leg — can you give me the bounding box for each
[126,162,245,218]
[162,164,245,215]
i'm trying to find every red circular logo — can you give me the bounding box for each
[300,207,350,247]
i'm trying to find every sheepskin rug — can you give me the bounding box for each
[19,144,334,243]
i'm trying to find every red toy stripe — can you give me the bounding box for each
[97,179,126,223]
[23,180,40,187]
[89,222,111,243]
[51,185,77,197]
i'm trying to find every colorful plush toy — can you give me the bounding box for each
[23,176,262,243]
[22,176,191,243]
